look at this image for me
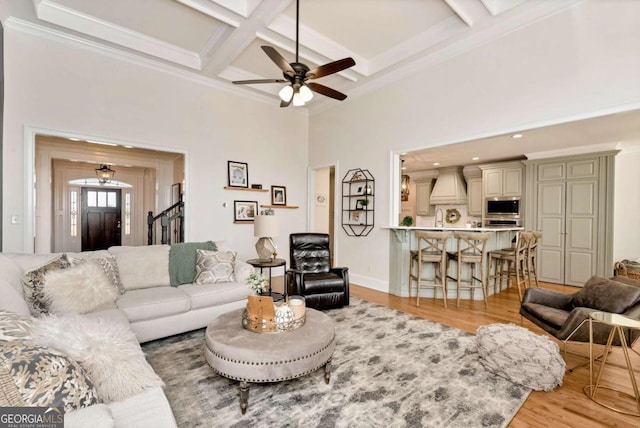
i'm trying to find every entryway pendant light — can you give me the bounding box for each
[401,160,410,201]
[95,164,116,184]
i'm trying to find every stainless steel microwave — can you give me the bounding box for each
[486,197,521,217]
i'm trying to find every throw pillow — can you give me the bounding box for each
[574,275,640,313]
[168,241,218,286]
[31,314,164,403]
[0,311,32,342]
[194,249,236,284]
[44,261,120,314]
[0,341,98,412]
[21,254,72,316]
[93,257,125,294]
[108,245,170,290]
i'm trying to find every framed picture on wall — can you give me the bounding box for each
[228,161,249,188]
[234,200,257,222]
[271,185,286,206]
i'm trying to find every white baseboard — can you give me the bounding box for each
[349,274,389,294]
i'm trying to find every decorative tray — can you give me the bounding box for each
[241,308,305,333]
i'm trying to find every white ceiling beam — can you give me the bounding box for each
[445,0,493,27]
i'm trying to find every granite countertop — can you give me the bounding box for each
[385,226,524,232]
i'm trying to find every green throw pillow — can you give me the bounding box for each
[169,241,218,286]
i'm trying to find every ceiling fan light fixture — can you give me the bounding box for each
[292,91,306,106]
[299,85,313,103]
[279,85,294,102]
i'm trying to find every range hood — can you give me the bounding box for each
[429,166,468,205]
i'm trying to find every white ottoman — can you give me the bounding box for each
[476,323,565,391]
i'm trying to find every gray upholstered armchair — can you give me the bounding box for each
[520,275,640,352]
[287,233,349,310]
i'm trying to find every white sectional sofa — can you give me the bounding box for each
[0,242,253,427]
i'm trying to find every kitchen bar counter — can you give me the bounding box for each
[386,226,523,299]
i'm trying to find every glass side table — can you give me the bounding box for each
[584,311,640,416]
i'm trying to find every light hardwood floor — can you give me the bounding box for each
[349,281,640,428]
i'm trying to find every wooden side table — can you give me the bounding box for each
[584,311,640,416]
[246,258,286,301]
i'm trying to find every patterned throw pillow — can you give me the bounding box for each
[194,249,236,284]
[0,341,98,412]
[0,311,32,342]
[21,254,72,317]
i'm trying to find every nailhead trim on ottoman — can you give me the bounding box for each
[476,323,565,391]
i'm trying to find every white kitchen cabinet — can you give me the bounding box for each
[415,179,435,216]
[466,177,483,216]
[482,162,523,197]
[525,153,616,286]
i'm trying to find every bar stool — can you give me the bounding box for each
[527,231,542,287]
[446,231,491,308]
[409,231,452,307]
[488,231,530,301]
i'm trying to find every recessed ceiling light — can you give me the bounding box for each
[86,140,118,146]
[433,162,440,166]
[472,157,479,161]
[512,134,523,139]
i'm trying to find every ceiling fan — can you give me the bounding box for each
[232,0,356,108]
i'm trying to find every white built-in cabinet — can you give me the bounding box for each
[482,162,523,197]
[415,179,435,216]
[523,152,617,286]
[466,177,483,216]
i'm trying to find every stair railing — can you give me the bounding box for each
[147,199,184,245]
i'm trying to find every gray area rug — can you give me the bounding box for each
[142,298,530,427]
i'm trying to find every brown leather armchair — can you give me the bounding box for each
[287,233,349,310]
[520,275,640,349]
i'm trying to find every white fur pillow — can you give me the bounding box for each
[44,261,119,314]
[31,314,164,403]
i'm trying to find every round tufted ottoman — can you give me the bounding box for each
[204,307,335,414]
[476,323,565,391]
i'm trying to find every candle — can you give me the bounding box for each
[288,296,306,320]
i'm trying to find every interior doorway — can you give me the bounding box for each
[81,187,122,251]
[311,165,336,261]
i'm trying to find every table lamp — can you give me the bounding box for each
[254,215,280,261]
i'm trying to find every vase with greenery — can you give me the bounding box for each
[246,271,268,294]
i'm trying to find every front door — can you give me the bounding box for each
[81,188,121,251]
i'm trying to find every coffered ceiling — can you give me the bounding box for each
[1,0,580,112]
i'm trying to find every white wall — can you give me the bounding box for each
[309,0,640,291]
[614,145,640,262]
[312,167,330,233]
[2,27,309,267]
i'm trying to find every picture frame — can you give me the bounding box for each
[356,199,368,210]
[233,200,257,222]
[271,185,286,206]
[228,161,249,188]
[350,211,362,224]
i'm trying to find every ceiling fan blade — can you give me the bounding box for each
[232,79,287,85]
[307,82,347,101]
[261,46,295,75]
[307,57,355,80]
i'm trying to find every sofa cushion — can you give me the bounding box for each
[0,279,31,316]
[573,276,640,313]
[0,341,98,412]
[521,303,569,330]
[116,287,190,322]
[194,250,236,284]
[32,314,164,403]
[169,241,217,286]
[109,245,170,290]
[44,260,120,315]
[21,254,72,316]
[179,282,250,310]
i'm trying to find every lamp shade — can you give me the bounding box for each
[254,215,280,238]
